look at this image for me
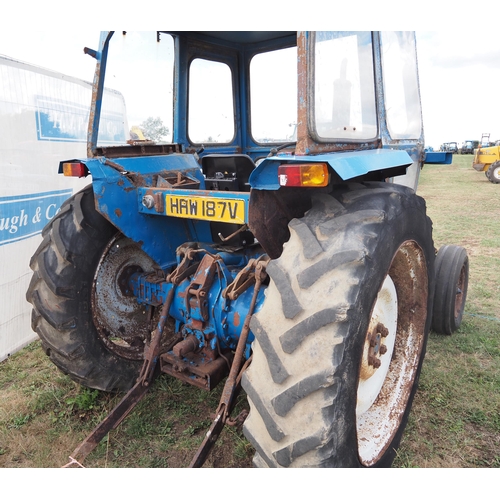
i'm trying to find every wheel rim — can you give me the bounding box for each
[493,167,500,181]
[356,240,428,466]
[357,274,398,415]
[454,263,467,319]
[92,234,159,360]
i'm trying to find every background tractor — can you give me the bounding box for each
[440,142,458,153]
[473,141,500,183]
[460,140,479,154]
[26,31,468,468]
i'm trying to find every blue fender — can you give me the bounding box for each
[60,154,212,269]
[249,149,414,189]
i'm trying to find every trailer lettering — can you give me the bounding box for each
[45,204,58,220]
[0,209,30,234]
[0,190,73,246]
[32,207,42,223]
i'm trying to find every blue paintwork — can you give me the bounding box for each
[67,154,213,269]
[130,251,265,358]
[66,148,412,256]
[424,151,453,164]
[250,149,414,189]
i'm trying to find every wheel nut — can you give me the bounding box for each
[368,355,381,368]
[377,323,389,337]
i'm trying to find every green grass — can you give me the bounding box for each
[0,345,253,468]
[0,154,498,468]
[392,154,500,468]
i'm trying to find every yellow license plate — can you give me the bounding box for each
[166,194,246,223]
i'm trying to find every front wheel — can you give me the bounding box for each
[243,182,435,467]
[487,162,500,183]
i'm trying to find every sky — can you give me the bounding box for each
[416,30,500,148]
[0,26,498,150]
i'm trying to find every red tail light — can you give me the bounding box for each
[278,163,329,187]
[61,162,89,178]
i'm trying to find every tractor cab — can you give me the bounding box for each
[86,31,424,189]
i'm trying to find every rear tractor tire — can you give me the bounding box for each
[432,245,469,335]
[26,186,161,392]
[243,182,435,467]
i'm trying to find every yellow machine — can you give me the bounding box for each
[472,142,500,184]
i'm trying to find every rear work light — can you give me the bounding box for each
[62,162,89,178]
[278,163,329,188]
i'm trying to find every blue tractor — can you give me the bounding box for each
[26,31,468,467]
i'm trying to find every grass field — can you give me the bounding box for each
[0,153,498,468]
[393,154,500,467]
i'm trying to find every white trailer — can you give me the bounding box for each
[0,55,127,361]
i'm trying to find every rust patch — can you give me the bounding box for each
[114,208,122,218]
[233,311,241,327]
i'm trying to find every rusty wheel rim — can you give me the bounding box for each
[454,264,467,319]
[92,234,158,361]
[356,241,428,466]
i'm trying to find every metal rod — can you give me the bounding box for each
[189,258,268,467]
[62,284,176,467]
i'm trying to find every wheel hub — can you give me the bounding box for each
[493,166,500,181]
[356,241,428,466]
[357,275,398,416]
[92,235,161,360]
[454,266,467,318]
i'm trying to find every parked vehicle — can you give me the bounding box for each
[460,140,479,154]
[441,142,458,153]
[26,31,468,468]
[473,142,500,183]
